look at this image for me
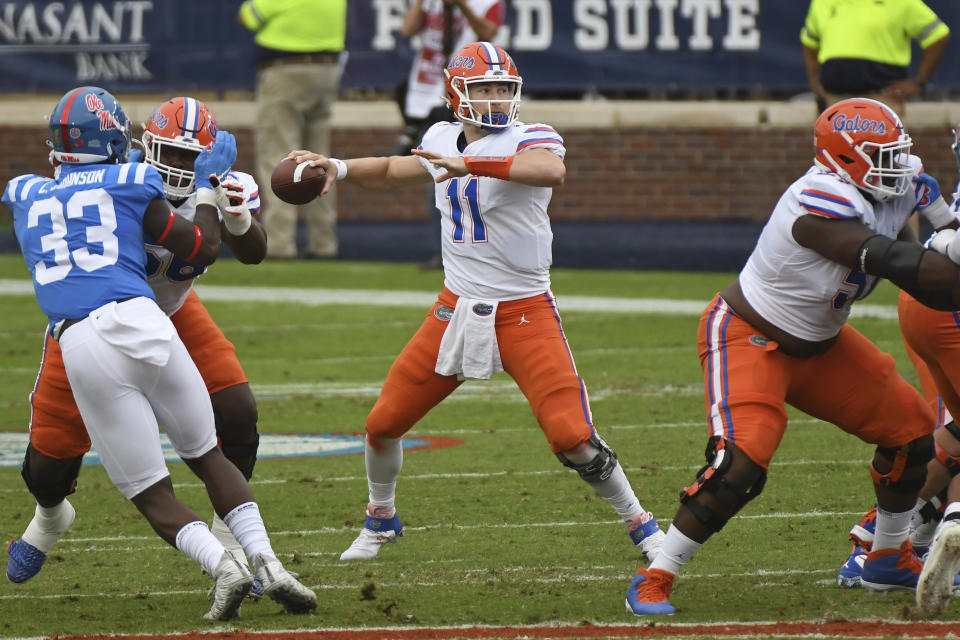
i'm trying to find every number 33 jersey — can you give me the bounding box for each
[739,155,924,342]
[145,170,259,315]
[4,162,164,329]
[418,121,565,301]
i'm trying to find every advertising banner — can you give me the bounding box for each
[0,0,957,94]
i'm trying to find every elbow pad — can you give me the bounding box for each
[858,234,960,310]
[857,234,924,289]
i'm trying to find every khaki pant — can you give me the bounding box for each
[256,61,340,259]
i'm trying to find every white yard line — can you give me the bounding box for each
[0,279,899,319]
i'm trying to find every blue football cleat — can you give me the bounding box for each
[625,568,676,616]
[837,544,868,588]
[861,540,923,592]
[6,539,47,584]
[850,505,877,548]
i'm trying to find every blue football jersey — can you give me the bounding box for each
[3,162,165,329]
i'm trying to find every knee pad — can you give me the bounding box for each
[935,421,960,477]
[935,442,960,478]
[219,433,260,481]
[871,434,933,493]
[679,437,767,534]
[556,434,618,482]
[21,444,84,508]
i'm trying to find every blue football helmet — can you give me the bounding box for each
[48,86,131,164]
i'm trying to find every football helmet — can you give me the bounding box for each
[814,98,913,202]
[444,41,522,131]
[47,86,131,165]
[142,97,219,199]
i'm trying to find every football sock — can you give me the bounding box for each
[210,513,245,554]
[367,503,396,519]
[175,520,225,576]
[366,436,402,507]
[562,443,644,520]
[223,502,274,560]
[22,499,75,553]
[944,501,960,521]
[649,524,701,575]
[586,462,645,520]
[873,506,912,551]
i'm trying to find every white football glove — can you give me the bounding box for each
[210,174,251,236]
[925,228,960,264]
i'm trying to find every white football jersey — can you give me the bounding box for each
[146,170,260,315]
[418,120,565,300]
[739,156,924,341]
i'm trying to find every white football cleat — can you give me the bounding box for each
[917,519,960,617]
[340,511,404,561]
[253,553,317,614]
[203,552,254,621]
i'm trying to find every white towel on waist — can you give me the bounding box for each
[89,297,175,367]
[435,297,503,380]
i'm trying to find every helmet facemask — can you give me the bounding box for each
[142,131,203,199]
[450,76,522,131]
[854,135,913,201]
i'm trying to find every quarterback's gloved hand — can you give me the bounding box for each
[127,148,144,163]
[193,130,237,190]
[210,174,252,236]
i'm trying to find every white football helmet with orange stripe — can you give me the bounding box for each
[814,98,913,202]
[142,97,219,199]
[444,41,522,132]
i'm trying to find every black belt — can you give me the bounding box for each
[257,52,340,70]
[51,317,81,343]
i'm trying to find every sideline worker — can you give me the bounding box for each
[800,0,949,118]
[238,0,347,260]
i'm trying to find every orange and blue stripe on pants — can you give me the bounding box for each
[899,290,960,425]
[698,294,935,470]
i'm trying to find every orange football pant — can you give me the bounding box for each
[898,290,960,423]
[698,294,935,469]
[29,290,247,459]
[365,288,595,453]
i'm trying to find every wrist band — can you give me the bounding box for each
[156,211,176,243]
[185,226,203,262]
[922,196,955,229]
[463,155,514,181]
[196,187,217,209]
[330,157,348,181]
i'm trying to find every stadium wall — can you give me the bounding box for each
[4,100,960,269]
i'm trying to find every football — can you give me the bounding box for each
[270,158,326,205]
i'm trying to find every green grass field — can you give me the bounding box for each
[0,254,951,639]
